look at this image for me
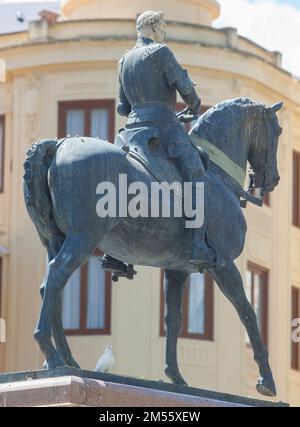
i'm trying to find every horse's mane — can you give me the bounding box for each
[191,98,266,146]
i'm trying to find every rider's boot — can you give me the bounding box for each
[189,228,216,268]
[182,167,217,268]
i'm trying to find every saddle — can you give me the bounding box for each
[115,126,207,184]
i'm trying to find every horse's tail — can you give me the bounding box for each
[23,139,64,256]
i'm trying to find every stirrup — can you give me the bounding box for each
[112,264,137,282]
[190,256,225,272]
[189,258,216,273]
[189,245,225,272]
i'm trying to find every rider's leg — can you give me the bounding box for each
[101,254,128,272]
[176,146,216,266]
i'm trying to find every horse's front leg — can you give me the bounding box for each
[164,269,188,386]
[209,262,276,397]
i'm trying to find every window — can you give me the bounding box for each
[62,249,112,335]
[245,263,268,346]
[160,271,214,340]
[291,287,300,371]
[0,115,5,193]
[58,100,115,141]
[293,151,300,227]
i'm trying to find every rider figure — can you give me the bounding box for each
[103,10,216,271]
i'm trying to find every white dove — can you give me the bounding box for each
[95,345,115,373]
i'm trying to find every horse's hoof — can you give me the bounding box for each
[43,357,79,369]
[46,355,66,369]
[164,367,188,386]
[256,375,277,397]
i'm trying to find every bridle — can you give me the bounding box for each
[248,107,275,197]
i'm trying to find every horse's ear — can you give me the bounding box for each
[271,101,283,112]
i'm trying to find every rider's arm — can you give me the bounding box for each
[162,46,201,114]
[117,57,132,117]
[118,82,131,117]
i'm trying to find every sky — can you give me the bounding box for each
[214,0,300,77]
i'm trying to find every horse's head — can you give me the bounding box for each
[190,98,282,195]
[247,101,282,195]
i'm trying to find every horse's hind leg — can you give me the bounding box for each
[208,262,276,397]
[39,285,76,368]
[164,269,188,386]
[40,237,80,369]
[41,286,80,369]
[34,233,97,368]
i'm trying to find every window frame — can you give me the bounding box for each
[292,151,300,228]
[263,193,271,207]
[58,100,114,336]
[64,249,112,336]
[159,270,214,341]
[291,286,300,371]
[58,99,115,141]
[246,262,269,347]
[0,115,5,193]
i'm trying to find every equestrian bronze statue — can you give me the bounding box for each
[23,11,282,397]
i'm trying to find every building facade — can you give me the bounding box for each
[0,0,299,405]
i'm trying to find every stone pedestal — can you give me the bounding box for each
[0,367,288,407]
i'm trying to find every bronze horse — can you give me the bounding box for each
[23,98,282,397]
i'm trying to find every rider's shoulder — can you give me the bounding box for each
[151,43,172,54]
[118,47,132,63]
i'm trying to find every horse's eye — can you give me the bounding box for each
[278,127,282,135]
